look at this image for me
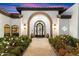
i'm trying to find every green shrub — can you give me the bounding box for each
[0,53,16,56]
[49,35,79,55]
[10,46,22,56]
[0,37,5,40]
[0,35,32,56]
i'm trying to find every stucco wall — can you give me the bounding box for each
[59,19,69,35]
[21,11,59,36]
[10,18,22,36]
[0,9,73,37]
[0,13,22,37]
[0,14,11,37]
[62,4,79,38]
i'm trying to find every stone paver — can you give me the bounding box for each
[23,38,56,56]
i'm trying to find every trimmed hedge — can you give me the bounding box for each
[49,35,79,56]
[0,35,32,56]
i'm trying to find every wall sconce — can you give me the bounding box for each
[54,24,56,26]
[24,24,26,29]
[24,24,26,26]
[53,24,56,30]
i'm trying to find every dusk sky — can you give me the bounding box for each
[0,3,74,13]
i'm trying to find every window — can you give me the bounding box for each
[11,25,19,36]
[4,24,10,37]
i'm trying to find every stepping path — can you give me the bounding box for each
[23,38,56,56]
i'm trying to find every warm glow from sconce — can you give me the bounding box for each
[54,28,56,30]
[24,27,26,29]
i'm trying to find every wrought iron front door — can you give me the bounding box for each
[35,23,44,37]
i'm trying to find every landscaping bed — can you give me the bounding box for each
[0,35,32,56]
[49,35,79,56]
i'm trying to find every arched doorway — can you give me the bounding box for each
[34,21,45,37]
[28,12,52,37]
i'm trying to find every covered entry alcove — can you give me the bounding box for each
[28,12,52,37]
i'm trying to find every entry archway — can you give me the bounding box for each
[28,12,52,37]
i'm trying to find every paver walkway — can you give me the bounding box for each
[23,38,56,56]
